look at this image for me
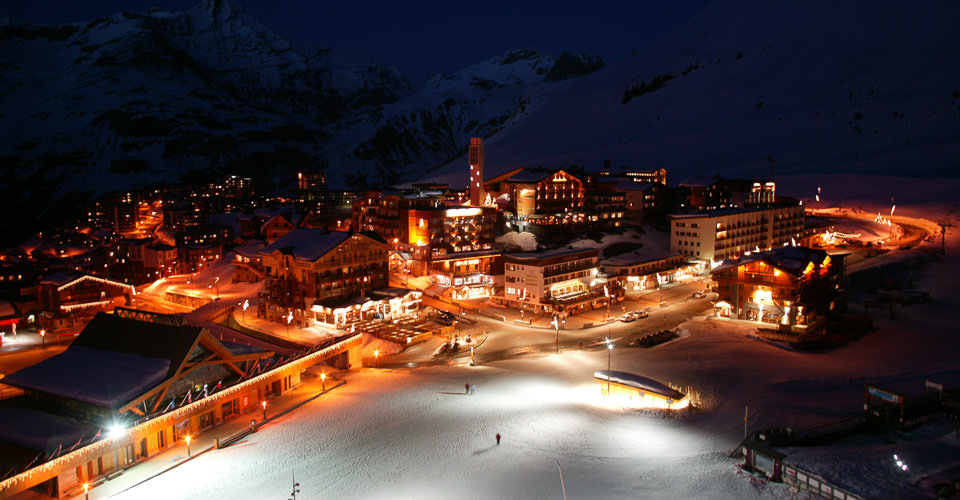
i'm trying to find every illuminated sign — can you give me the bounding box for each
[446,208,482,217]
[867,386,903,404]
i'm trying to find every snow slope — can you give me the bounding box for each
[113,182,960,499]
[424,0,960,187]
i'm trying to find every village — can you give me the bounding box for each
[0,138,956,499]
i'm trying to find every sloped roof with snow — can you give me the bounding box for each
[594,370,685,400]
[0,406,92,454]
[3,346,170,408]
[711,246,831,277]
[2,313,204,408]
[259,229,352,261]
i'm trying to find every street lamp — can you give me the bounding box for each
[605,338,614,394]
[185,435,191,457]
[321,372,326,392]
[374,349,380,368]
[39,329,45,345]
[83,483,89,500]
[261,400,267,422]
[894,454,909,499]
[242,299,249,325]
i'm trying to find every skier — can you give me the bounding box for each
[465,383,470,394]
[496,433,501,445]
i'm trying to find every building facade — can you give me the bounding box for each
[668,201,805,264]
[711,246,847,332]
[501,248,610,317]
[258,230,390,328]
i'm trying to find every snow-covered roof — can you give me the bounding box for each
[259,229,352,261]
[370,287,418,299]
[0,406,91,454]
[504,247,599,261]
[711,246,832,277]
[594,370,685,400]
[2,313,205,408]
[601,251,683,267]
[39,271,131,290]
[234,240,266,258]
[3,346,170,408]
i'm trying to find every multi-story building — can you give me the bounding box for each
[403,205,499,299]
[711,246,847,333]
[616,181,668,225]
[162,201,207,233]
[113,196,139,234]
[501,248,609,317]
[600,252,695,294]
[484,168,624,237]
[668,200,805,264]
[109,238,179,285]
[352,190,499,298]
[258,229,390,328]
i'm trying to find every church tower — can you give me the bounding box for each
[469,137,485,205]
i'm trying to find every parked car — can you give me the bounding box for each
[620,312,637,322]
[693,291,707,298]
[635,310,649,319]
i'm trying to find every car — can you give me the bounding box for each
[693,291,707,298]
[620,312,637,322]
[635,310,649,319]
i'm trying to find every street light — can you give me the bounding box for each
[39,329,45,345]
[83,483,89,500]
[321,372,326,392]
[605,338,614,394]
[242,299,249,325]
[261,400,267,422]
[185,435,191,457]
[374,350,380,368]
[894,454,909,499]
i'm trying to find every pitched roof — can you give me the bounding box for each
[2,313,203,408]
[39,271,132,290]
[259,229,352,261]
[711,246,832,277]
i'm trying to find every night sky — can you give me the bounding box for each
[1,0,713,84]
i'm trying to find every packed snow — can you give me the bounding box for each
[112,184,960,499]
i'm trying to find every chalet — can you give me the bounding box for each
[711,246,847,333]
[258,229,390,328]
[35,272,134,334]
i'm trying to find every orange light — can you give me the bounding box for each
[185,435,191,445]
[261,401,266,409]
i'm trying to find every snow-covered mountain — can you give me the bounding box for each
[0,0,604,241]
[423,0,960,190]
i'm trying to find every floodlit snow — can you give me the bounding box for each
[110,178,960,499]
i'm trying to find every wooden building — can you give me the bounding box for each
[711,246,847,332]
[258,229,389,328]
[35,272,134,334]
[0,310,362,498]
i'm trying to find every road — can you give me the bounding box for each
[391,279,714,367]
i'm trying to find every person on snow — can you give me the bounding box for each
[496,433,501,445]
[465,383,470,394]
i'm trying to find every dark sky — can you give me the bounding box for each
[1,0,713,84]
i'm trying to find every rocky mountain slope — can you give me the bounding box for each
[0,0,603,241]
[422,0,960,190]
